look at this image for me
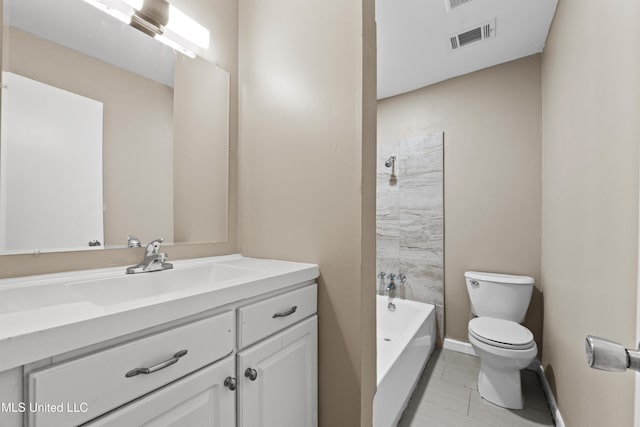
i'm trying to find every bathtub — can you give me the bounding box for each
[373,295,436,427]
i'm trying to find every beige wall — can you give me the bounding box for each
[0,0,238,277]
[173,59,230,244]
[173,0,236,245]
[540,0,640,424]
[237,0,376,425]
[378,55,543,348]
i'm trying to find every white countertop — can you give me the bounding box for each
[0,254,319,372]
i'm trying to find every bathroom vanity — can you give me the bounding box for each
[0,255,319,427]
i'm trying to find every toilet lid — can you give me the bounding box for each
[469,317,534,350]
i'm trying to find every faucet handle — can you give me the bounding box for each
[377,272,386,279]
[145,238,165,256]
[398,273,406,283]
[388,273,396,281]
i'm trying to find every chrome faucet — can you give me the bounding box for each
[127,235,142,248]
[378,272,406,293]
[126,238,173,274]
[385,273,397,292]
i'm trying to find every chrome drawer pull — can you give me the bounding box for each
[272,306,298,318]
[125,349,188,378]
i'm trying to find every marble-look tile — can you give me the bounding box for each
[376,191,399,221]
[377,235,399,259]
[397,133,443,193]
[376,218,399,240]
[442,350,481,369]
[399,217,444,252]
[401,278,444,306]
[377,171,400,193]
[408,376,472,415]
[435,304,445,341]
[376,132,444,312]
[376,257,399,277]
[398,172,443,191]
[399,188,443,216]
[442,360,480,388]
[521,371,552,413]
[421,347,446,378]
[399,248,444,273]
[399,349,555,427]
[399,402,480,427]
[399,152,443,181]
[468,390,554,426]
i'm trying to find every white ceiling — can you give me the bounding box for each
[5,0,175,87]
[376,0,558,99]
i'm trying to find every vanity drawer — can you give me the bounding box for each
[28,311,235,427]
[238,284,317,348]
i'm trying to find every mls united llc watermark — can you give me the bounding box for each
[1,401,89,413]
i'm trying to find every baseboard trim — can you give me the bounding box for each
[443,338,476,356]
[533,360,565,427]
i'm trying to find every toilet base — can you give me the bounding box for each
[477,362,523,410]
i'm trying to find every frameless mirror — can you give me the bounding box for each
[0,0,229,254]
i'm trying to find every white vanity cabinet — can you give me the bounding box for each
[237,285,318,427]
[27,312,236,427]
[85,356,236,427]
[19,280,318,427]
[237,316,318,427]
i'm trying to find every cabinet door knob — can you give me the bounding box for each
[244,368,258,381]
[224,376,237,391]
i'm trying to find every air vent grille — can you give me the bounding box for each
[445,0,472,12]
[448,19,496,52]
[483,23,491,38]
[457,27,482,47]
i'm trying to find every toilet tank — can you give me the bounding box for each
[465,271,534,323]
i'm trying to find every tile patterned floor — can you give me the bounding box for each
[398,348,555,427]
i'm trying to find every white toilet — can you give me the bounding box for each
[465,271,537,410]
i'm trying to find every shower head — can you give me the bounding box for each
[385,156,396,168]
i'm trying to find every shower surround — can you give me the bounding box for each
[377,132,444,338]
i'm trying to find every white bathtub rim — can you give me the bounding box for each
[374,296,437,427]
[376,296,436,387]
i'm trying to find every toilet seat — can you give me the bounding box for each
[468,317,534,350]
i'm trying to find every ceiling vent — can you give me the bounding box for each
[444,0,473,12]
[448,19,496,52]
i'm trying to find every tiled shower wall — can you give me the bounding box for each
[377,132,444,338]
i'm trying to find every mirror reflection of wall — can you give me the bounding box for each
[1,72,104,252]
[0,0,230,254]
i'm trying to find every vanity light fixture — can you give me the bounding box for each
[82,0,209,58]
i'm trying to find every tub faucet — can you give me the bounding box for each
[126,238,173,274]
[385,273,397,293]
[384,273,406,293]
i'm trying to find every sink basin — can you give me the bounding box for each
[0,284,99,315]
[67,263,263,306]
